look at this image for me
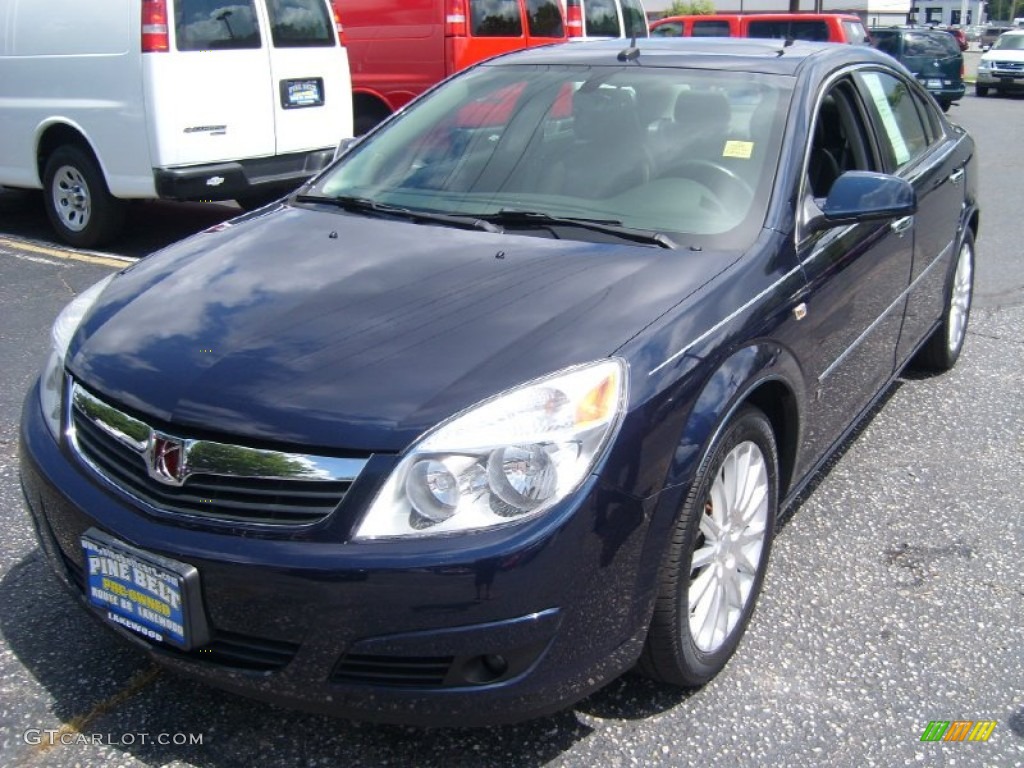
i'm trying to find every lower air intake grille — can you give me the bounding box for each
[332,654,455,687]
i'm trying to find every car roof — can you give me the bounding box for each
[481,37,895,76]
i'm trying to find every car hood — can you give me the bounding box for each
[70,204,732,452]
[982,48,1024,62]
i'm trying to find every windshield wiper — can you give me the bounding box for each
[294,194,502,233]
[480,209,678,249]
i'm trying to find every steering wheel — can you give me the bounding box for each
[668,160,754,214]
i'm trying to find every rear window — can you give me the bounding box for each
[904,31,959,57]
[175,0,261,50]
[747,20,830,42]
[693,20,731,37]
[266,0,334,47]
[526,0,565,37]
[471,0,523,37]
[585,0,620,37]
[621,0,649,37]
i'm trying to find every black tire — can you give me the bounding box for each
[939,100,951,113]
[638,405,778,687]
[42,144,125,248]
[915,229,975,372]
[975,84,989,97]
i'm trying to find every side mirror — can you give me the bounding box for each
[333,136,361,162]
[806,171,916,232]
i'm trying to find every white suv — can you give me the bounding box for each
[976,29,1024,97]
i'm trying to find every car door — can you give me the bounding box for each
[852,68,968,366]
[791,73,915,466]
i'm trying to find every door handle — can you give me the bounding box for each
[949,167,965,185]
[890,215,913,237]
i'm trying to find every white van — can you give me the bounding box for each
[0,0,353,247]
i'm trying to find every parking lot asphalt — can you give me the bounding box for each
[0,97,1022,768]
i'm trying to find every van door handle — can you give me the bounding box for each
[890,215,914,237]
[949,168,965,185]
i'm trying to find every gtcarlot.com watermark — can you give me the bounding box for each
[24,729,203,747]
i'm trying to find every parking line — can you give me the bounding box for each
[0,237,132,269]
[29,665,161,757]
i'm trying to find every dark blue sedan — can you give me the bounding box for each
[20,38,978,725]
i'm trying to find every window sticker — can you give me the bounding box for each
[723,140,754,159]
[861,72,910,166]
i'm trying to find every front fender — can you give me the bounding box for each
[626,341,805,631]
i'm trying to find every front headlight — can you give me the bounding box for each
[354,359,628,539]
[978,59,992,70]
[39,274,116,438]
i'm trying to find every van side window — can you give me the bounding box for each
[652,22,683,37]
[692,20,731,37]
[525,0,565,37]
[175,0,262,50]
[584,0,620,36]
[748,20,830,42]
[266,0,334,47]
[471,0,523,36]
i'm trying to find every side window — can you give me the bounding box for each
[856,70,932,170]
[525,0,565,37]
[584,0,620,37]
[175,0,261,50]
[692,21,731,37]
[748,21,829,42]
[265,0,333,48]
[652,22,683,37]
[806,79,874,198]
[470,0,523,37]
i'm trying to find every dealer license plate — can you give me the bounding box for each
[82,529,207,650]
[281,77,324,109]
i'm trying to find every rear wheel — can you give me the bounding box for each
[42,145,125,247]
[975,84,989,97]
[915,230,974,372]
[939,100,952,112]
[639,406,778,687]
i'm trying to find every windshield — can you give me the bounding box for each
[311,63,793,249]
[993,34,1024,50]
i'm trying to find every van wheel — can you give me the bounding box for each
[939,100,951,113]
[43,145,125,247]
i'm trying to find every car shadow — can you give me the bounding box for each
[0,187,238,260]
[0,548,689,767]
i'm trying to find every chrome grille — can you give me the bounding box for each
[69,382,367,527]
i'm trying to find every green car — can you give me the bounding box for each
[870,27,965,111]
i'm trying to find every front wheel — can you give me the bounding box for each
[975,84,989,97]
[915,230,974,372]
[638,405,778,687]
[42,145,125,247]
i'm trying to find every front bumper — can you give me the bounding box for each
[976,69,1024,90]
[18,387,654,726]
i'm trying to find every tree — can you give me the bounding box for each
[665,0,716,15]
